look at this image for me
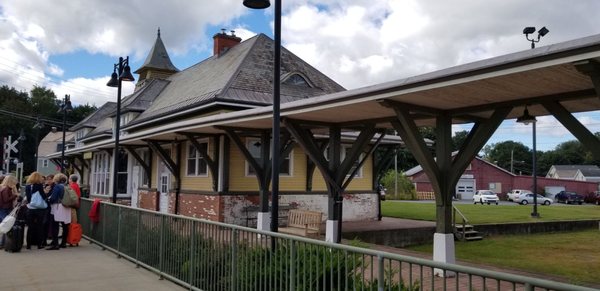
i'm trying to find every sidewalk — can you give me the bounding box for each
[0,243,183,291]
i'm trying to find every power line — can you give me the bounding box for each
[0,108,76,127]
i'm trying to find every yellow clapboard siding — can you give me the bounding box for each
[180,139,215,191]
[311,154,373,191]
[229,141,372,192]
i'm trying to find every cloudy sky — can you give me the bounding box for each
[1,0,600,151]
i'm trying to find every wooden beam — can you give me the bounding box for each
[574,60,600,97]
[542,101,600,160]
[449,107,511,186]
[343,130,385,190]
[69,157,82,176]
[337,124,376,183]
[387,101,440,195]
[379,99,442,115]
[449,89,595,116]
[374,145,397,188]
[222,128,267,191]
[306,140,327,191]
[123,145,152,187]
[282,118,342,193]
[145,140,179,178]
[435,113,453,233]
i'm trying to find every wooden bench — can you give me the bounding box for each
[279,209,322,237]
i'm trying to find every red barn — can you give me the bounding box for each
[405,156,598,200]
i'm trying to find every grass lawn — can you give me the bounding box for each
[382,201,600,224]
[407,229,600,285]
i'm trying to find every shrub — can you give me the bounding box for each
[380,170,417,200]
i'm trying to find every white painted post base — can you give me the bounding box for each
[256,212,270,232]
[433,233,456,277]
[325,220,338,243]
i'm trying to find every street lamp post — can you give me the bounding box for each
[33,117,43,171]
[517,106,539,218]
[107,56,135,203]
[243,0,281,236]
[59,95,73,174]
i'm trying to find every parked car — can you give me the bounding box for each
[515,193,552,205]
[506,189,532,202]
[473,190,499,205]
[554,191,584,205]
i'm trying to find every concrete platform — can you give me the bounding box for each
[0,242,183,291]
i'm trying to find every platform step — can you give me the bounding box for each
[465,236,483,241]
[455,224,474,231]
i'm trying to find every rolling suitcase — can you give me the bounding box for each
[4,220,24,253]
[67,223,82,246]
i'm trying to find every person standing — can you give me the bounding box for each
[0,175,20,249]
[25,172,47,249]
[45,174,70,250]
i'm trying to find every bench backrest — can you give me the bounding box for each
[288,209,322,231]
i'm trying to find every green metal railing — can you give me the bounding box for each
[79,198,597,291]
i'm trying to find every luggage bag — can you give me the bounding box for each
[4,220,24,253]
[67,223,82,246]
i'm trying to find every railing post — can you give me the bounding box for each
[378,255,384,291]
[117,207,122,257]
[290,241,296,291]
[159,215,165,280]
[135,210,140,268]
[189,220,196,290]
[231,228,238,291]
[101,203,106,249]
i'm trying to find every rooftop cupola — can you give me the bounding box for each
[134,28,179,91]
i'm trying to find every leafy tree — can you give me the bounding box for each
[482,141,532,174]
[452,130,469,151]
[380,170,416,200]
[0,85,95,177]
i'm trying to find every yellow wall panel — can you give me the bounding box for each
[180,139,215,191]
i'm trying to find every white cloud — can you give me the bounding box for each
[279,0,600,89]
[50,76,135,107]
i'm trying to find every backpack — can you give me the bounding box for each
[61,185,79,208]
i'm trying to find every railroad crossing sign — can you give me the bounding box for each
[4,136,19,154]
[3,136,19,172]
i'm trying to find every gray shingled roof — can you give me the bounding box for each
[69,102,116,131]
[79,117,113,142]
[552,165,600,178]
[120,78,169,113]
[134,29,179,74]
[126,33,345,128]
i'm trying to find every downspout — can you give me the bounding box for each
[174,140,182,215]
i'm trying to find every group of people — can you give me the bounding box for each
[0,172,81,250]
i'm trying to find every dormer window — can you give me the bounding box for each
[282,73,311,87]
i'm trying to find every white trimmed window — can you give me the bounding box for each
[133,149,150,187]
[186,140,209,176]
[42,159,49,167]
[91,152,110,195]
[245,138,292,176]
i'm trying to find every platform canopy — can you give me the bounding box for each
[71,33,597,144]
[64,34,600,256]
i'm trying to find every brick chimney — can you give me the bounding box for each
[213,29,242,56]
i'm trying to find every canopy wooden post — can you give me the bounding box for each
[283,117,377,243]
[145,140,181,214]
[387,100,510,272]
